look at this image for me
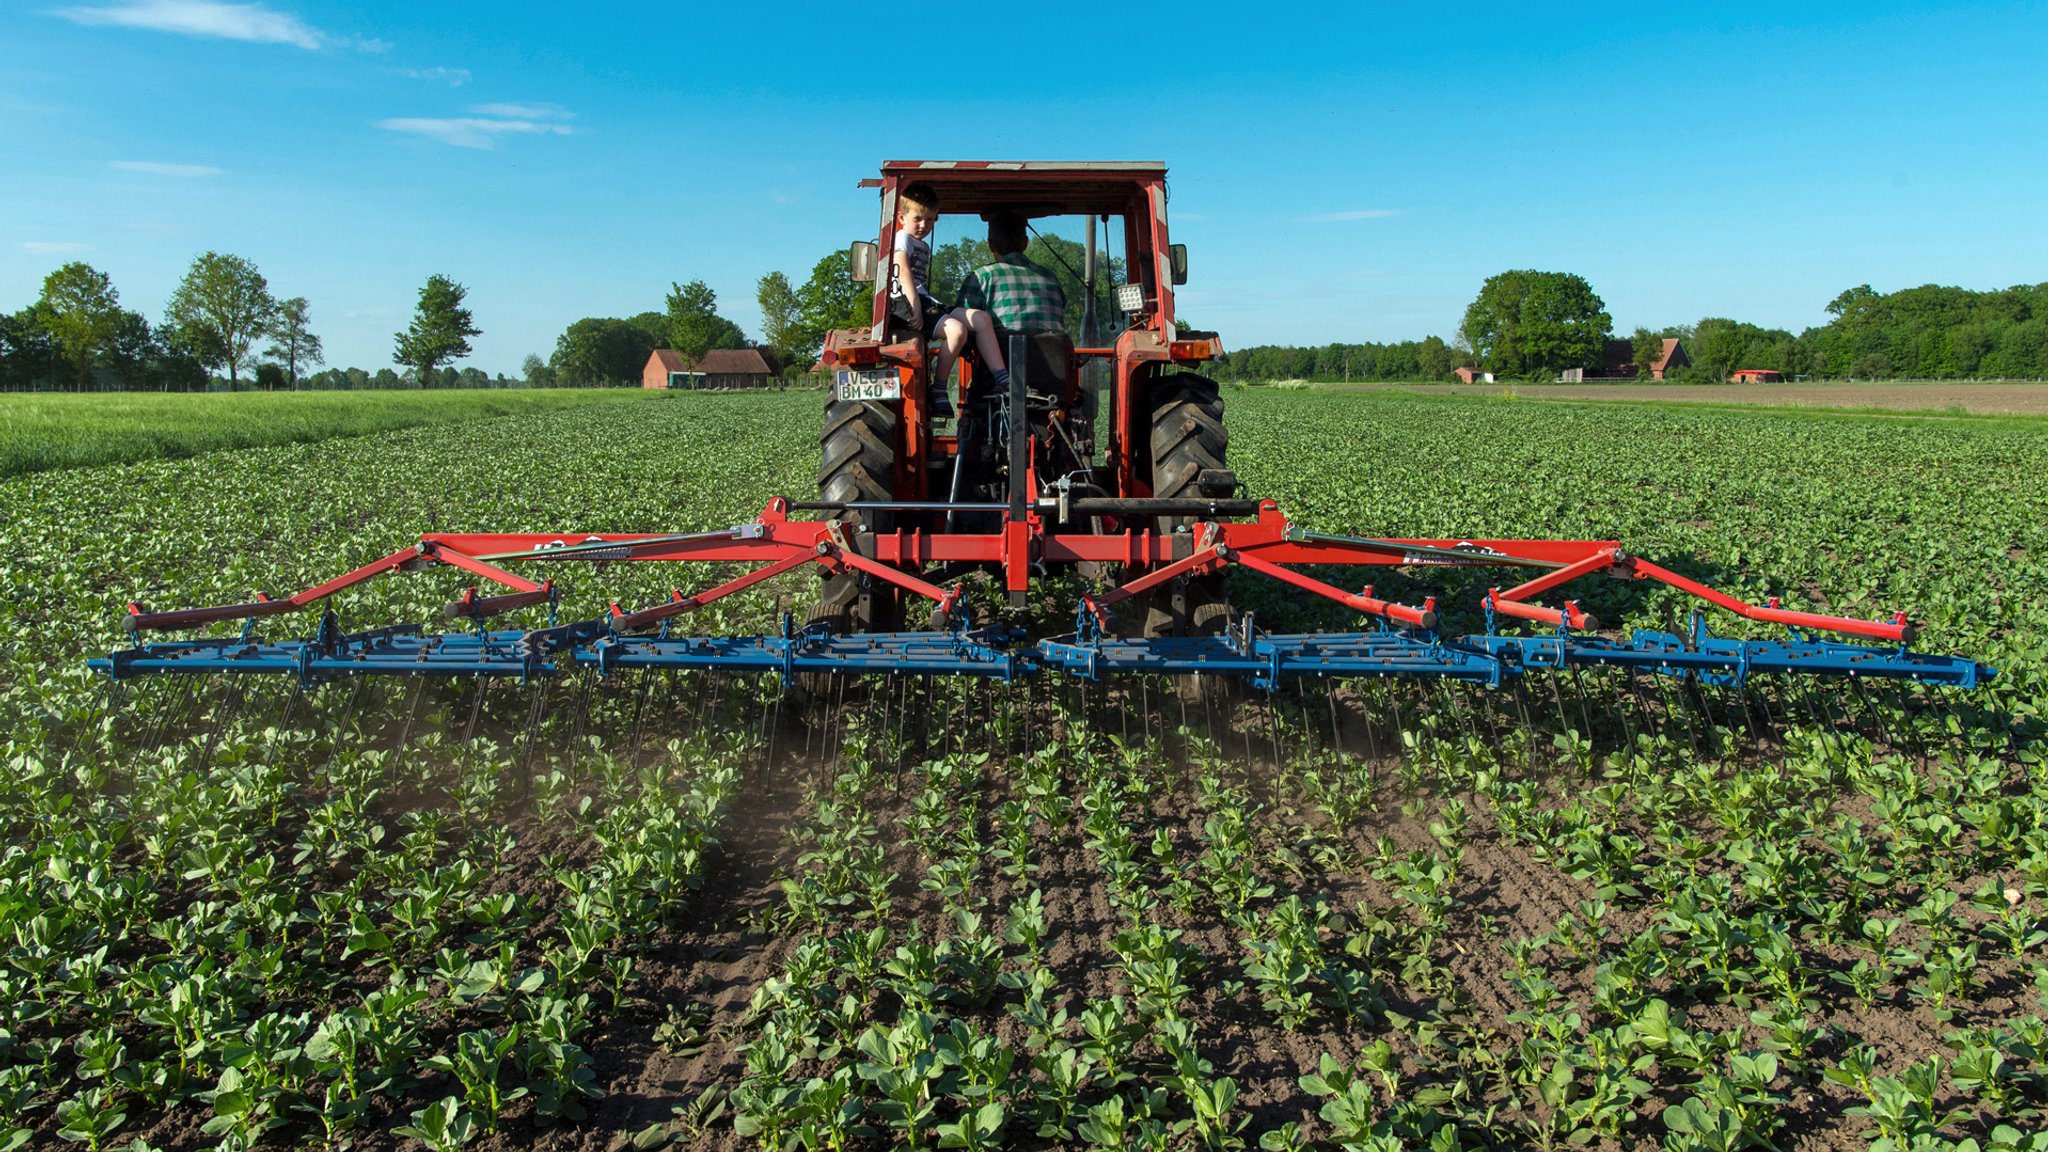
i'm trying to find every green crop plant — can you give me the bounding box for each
[853,1012,949,1150]
[394,1094,476,1152]
[1845,1056,1966,1149]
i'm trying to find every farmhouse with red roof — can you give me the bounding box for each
[643,348,777,389]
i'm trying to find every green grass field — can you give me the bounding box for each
[0,388,664,478]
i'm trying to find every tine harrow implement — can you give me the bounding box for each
[92,494,1995,694]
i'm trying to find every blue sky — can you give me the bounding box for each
[4,0,2045,374]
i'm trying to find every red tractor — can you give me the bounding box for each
[816,161,1233,635]
[94,160,1990,697]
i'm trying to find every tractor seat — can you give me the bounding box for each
[1009,329,1072,395]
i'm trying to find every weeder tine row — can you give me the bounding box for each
[1884,679,1933,769]
[149,676,196,753]
[195,676,244,771]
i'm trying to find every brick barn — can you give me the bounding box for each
[642,348,776,389]
[1600,338,1692,380]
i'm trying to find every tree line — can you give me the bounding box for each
[0,254,484,392]
[10,252,2045,391]
[1222,273,2048,384]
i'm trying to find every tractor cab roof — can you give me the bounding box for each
[865,160,1166,218]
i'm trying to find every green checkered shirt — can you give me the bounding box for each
[959,253,1067,335]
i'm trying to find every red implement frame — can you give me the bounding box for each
[119,498,1919,645]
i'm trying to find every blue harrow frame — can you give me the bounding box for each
[91,497,1996,694]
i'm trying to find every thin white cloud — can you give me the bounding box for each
[1296,209,1402,222]
[111,159,223,176]
[405,65,470,85]
[376,116,572,149]
[467,102,569,120]
[52,1,324,49]
[21,241,91,254]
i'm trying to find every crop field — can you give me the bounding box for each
[0,388,659,479]
[1,390,2045,1151]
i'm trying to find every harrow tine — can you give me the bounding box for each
[263,681,304,765]
[1507,678,1538,771]
[1707,681,1743,757]
[1387,680,1408,768]
[1850,678,1898,760]
[461,678,486,744]
[1293,679,1318,764]
[1748,676,1781,749]
[1139,676,1151,752]
[569,668,592,752]
[1546,673,1573,747]
[1266,693,1283,773]
[830,674,848,770]
[1359,681,1382,766]
[626,674,653,759]
[394,677,426,756]
[1657,676,1701,760]
[196,676,244,771]
[1888,680,1932,769]
[151,676,195,753]
[326,678,369,774]
[1791,676,1841,770]
[1682,677,1717,750]
[1323,679,1343,760]
[704,671,725,734]
[73,677,114,762]
[517,679,546,797]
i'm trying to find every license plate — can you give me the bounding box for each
[835,369,901,402]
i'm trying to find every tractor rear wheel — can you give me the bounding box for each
[817,398,900,631]
[1142,373,1229,637]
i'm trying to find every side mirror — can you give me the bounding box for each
[1168,244,1188,286]
[848,241,878,282]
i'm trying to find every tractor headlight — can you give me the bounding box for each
[1116,283,1146,314]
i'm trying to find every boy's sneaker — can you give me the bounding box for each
[927,386,955,417]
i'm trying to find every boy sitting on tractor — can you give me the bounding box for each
[889,181,1013,409]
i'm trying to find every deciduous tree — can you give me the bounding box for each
[37,262,126,389]
[0,307,62,390]
[664,280,747,364]
[393,274,480,387]
[263,296,324,388]
[756,271,801,358]
[789,252,872,362]
[164,251,277,387]
[550,317,658,385]
[1458,270,1612,379]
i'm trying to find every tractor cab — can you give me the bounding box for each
[818,163,1227,586]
